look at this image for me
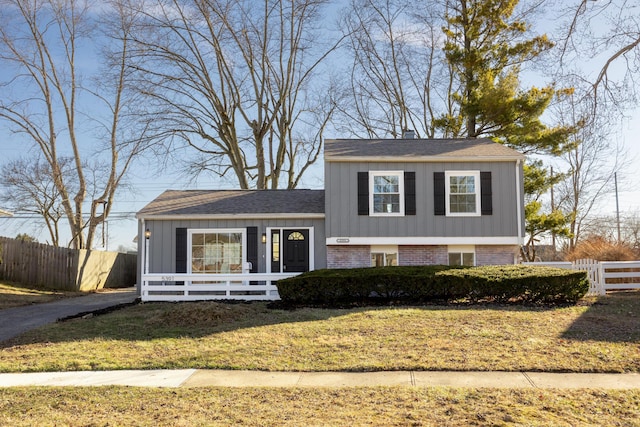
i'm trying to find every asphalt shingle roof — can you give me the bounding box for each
[137,189,325,218]
[324,138,524,160]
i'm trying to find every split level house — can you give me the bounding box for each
[136,137,525,301]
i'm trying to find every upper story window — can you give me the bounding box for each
[370,171,404,216]
[358,171,415,217]
[445,171,481,216]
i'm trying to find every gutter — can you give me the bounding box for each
[325,155,526,163]
[136,213,325,221]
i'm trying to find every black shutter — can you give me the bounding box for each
[404,171,416,215]
[433,172,445,216]
[480,171,493,215]
[246,226,258,273]
[175,228,187,273]
[357,172,369,215]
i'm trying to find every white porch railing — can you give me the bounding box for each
[523,260,640,296]
[141,272,301,302]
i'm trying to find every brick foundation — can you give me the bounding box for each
[327,244,519,268]
[398,245,448,265]
[327,245,371,268]
[475,245,519,265]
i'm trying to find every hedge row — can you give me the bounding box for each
[276,265,589,305]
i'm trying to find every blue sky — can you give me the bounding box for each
[1,0,639,250]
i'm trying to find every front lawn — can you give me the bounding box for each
[1,387,638,426]
[1,291,638,373]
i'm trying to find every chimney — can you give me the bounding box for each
[402,129,415,139]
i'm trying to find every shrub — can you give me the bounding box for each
[276,265,589,306]
[438,265,589,303]
[566,235,636,261]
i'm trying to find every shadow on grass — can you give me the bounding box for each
[1,297,580,349]
[561,291,640,343]
[0,300,349,348]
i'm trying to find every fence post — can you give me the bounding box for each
[596,263,606,296]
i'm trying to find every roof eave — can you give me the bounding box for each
[137,213,326,220]
[325,155,525,162]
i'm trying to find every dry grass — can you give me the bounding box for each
[0,387,638,426]
[566,235,637,261]
[1,291,638,374]
[0,282,83,310]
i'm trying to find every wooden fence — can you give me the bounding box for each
[524,259,640,296]
[0,237,137,291]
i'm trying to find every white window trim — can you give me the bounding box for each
[369,171,405,217]
[448,245,476,266]
[187,228,247,274]
[445,170,481,217]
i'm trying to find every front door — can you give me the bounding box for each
[283,229,309,272]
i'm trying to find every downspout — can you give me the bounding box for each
[515,159,523,246]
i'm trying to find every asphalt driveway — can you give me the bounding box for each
[0,288,138,343]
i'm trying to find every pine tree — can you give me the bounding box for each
[439,0,574,155]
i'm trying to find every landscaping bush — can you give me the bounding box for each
[276,265,589,306]
[438,265,589,303]
[565,235,636,261]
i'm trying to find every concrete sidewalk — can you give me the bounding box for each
[1,369,639,389]
[0,288,138,342]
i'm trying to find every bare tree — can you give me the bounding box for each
[552,90,629,251]
[622,211,640,253]
[0,158,69,247]
[559,0,640,111]
[0,156,113,247]
[336,0,451,138]
[0,0,151,249]
[124,0,341,189]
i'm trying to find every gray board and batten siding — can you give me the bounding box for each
[136,190,327,286]
[324,138,525,240]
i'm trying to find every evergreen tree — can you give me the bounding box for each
[439,0,574,155]
[521,161,573,261]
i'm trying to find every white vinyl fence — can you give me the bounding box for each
[140,272,301,301]
[523,259,640,296]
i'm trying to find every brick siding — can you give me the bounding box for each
[327,245,371,268]
[398,245,448,265]
[327,244,518,269]
[475,245,519,265]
